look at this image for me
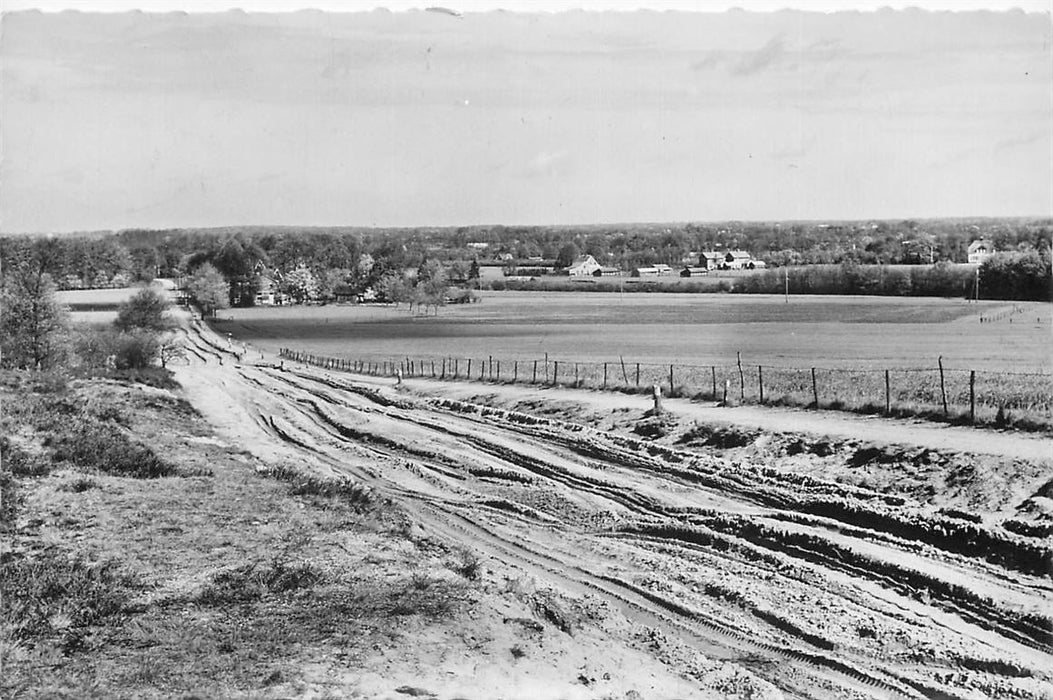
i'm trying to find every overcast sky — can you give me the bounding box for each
[2,2,1050,232]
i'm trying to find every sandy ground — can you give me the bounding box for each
[169,318,1053,699]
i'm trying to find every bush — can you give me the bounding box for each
[0,436,50,477]
[47,418,177,478]
[197,559,325,605]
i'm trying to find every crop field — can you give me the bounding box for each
[223,292,1052,427]
[222,291,1051,372]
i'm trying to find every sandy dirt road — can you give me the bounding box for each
[174,321,1053,699]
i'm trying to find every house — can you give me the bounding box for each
[747,260,767,270]
[333,285,358,303]
[254,274,284,306]
[968,240,995,264]
[632,266,659,277]
[680,266,709,277]
[653,264,673,275]
[592,267,621,277]
[566,255,602,276]
[699,251,723,269]
[723,251,753,269]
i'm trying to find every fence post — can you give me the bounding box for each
[603,362,608,389]
[711,366,717,400]
[431,360,435,378]
[489,355,493,380]
[938,356,948,416]
[514,361,518,383]
[737,352,745,400]
[885,369,891,414]
[480,359,485,381]
[533,360,538,383]
[970,370,976,424]
[553,361,559,386]
[467,358,472,379]
[575,363,579,386]
[635,363,640,387]
[811,367,819,408]
[496,360,501,382]
[669,364,674,395]
[758,366,764,404]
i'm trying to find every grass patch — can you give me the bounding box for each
[259,462,372,509]
[0,551,141,654]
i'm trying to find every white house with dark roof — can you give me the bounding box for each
[967,240,995,264]
[567,254,602,276]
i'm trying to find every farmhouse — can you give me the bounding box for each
[254,273,284,306]
[723,251,753,269]
[968,240,995,264]
[567,255,603,276]
[699,251,723,269]
[332,285,357,303]
[680,266,709,277]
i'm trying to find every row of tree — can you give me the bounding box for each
[2,217,1050,308]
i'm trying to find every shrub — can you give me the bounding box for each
[197,559,325,605]
[0,436,50,477]
[48,418,176,478]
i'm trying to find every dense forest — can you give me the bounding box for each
[1,217,1050,303]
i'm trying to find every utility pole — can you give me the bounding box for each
[784,267,789,304]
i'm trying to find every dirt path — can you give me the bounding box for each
[172,322,1053,699]
[386,377,1052,463]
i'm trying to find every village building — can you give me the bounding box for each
[699,251,723,269]
[592,266,621,277]
[680,266,709,277]
[968,240,995,264]
[723,251,753,269]
[566,255,603,276]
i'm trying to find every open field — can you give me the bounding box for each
[221,292,1052,372]
[224,292,1053,428]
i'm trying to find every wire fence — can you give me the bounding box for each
[278,348,1053,429]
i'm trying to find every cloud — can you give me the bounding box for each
[731,35,786,76]
[524,149,570,178]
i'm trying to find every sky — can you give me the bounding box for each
[1,2,1051,232]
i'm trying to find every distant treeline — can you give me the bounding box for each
[736,254,1051,301]
[1,217,1050,302]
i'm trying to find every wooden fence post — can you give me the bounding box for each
[758,366,764,404]
[533,360,538,383]
[467,358,472,379]
[620,356,629,385]
[938,356,948,416]
[635,363,640,387]
[669,364,674,395]
[885,369,891,414]
[970,370,976,423]
[811,367,819,408]
[737,352,745,400]
[496,360,501,382]
[711,366,717,400]
[514,361,518,383]
[574,363,579,386]
[603,362,608,389]
[553,361,559,386]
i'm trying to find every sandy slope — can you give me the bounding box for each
[173,319,1053,699]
